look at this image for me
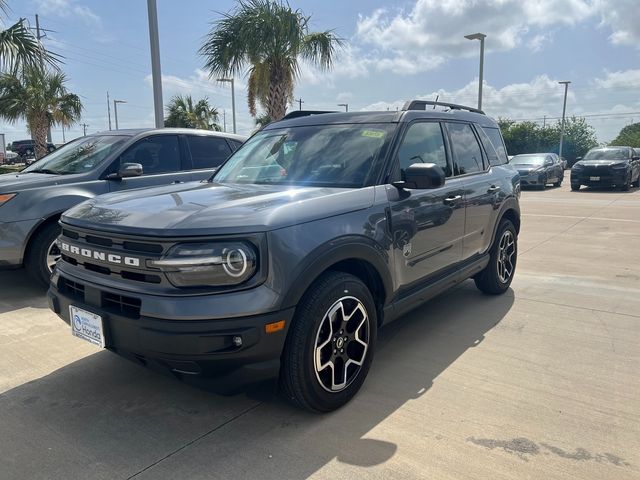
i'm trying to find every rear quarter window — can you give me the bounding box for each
[481,126,509,165]
[187,135,233,169]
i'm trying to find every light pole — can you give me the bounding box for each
[465,32,486,111]
[147,0,164,128]
[113,100,126,130]
[558,81,571,160]
[338,103,348,112]
[217,78,236,133]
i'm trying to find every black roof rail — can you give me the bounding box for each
[401,100,485,115]
[282,110,337,120]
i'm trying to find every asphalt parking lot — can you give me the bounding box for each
[1,182,639,480]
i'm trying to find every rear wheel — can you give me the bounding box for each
[279,271,377,412]
[25,222,61,288]
[620,175,631,191]
[475,219,517,295]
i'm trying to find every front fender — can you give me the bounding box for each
[279,235,393,310]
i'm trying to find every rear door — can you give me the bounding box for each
[106,134,190,192]
[387,120,466,288]
[445,122,503,260]
[184,134,233,181]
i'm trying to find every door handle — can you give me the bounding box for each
[487,185,501,193]
[443,195,462,206]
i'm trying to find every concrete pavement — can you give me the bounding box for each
[1,182,639,479]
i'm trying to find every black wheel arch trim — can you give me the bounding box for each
[280,236,393,311]
[488,197,520,251]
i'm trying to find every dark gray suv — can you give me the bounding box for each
[0,128,245,286]
[47,101,520,412]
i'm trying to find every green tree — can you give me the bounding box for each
[0,2,59,72]
[164,94,221,130]
[0,66,82,158]
[200,0,342,121]
[609,123,640,148]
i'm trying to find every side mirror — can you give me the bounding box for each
[395,163,445,190]
[107,162,143,180]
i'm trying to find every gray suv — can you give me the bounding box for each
[0,128,245,285]
[47,102,520,412]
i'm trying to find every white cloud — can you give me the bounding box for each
[360,71,640,142]
[34,0,101,27]
[594,0,640,46]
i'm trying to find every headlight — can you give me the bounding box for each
[572,163,583,169]
[0,193,17,206]
[149,242,257,287]
[611,163,628,169]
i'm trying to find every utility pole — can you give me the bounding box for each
[217,78,236,133]
[80,123,89,136]
[107,91,112,130]
[147,0,164,128]
[61,125,65,142]
[222,110,226,132]
[558,81,571,159]
[297,98,304,110]
[34,14,55,144]
[543,115,546,128]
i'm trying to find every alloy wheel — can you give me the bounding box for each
[46,239,61,273]
[497,230,516,283]
[313,296,370,393]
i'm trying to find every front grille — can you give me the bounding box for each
[58,225,167,285]
[102,292,141,319]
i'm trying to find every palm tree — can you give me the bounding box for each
[200,0,341,121]
[0,1,59,72]
[164,94,221,130]
[0,66,82,158]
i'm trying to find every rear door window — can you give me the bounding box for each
[481,126,509,165]
[187,135,232,169]
[446,123,485,175]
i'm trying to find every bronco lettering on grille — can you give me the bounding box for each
[60,241,141,267]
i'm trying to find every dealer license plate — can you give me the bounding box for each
[590,176,600,181]
[70,306,105,348]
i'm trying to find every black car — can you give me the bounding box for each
[47,101,521,412]
[9,139,57,160]
[0,128,246,286]
[571,146,640,191]
[510,153,564,189]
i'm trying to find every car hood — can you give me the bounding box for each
[514,166,543,173]
[575,160,627,167]
[0,171,83,190]
[62,181,376,236]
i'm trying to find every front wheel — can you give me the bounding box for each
[620,176,631,191]
[279,271,377,412]
[25,222,62,288]
[475,219,517,295]
[571,184,580,191]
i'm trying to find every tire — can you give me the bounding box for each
[474,219,517,295]
[620,176,631,191]
[554,179,562,187]
[571,184,580,191]
[633,176,639,188]
[279,271,377,412]
[25,221,62,288]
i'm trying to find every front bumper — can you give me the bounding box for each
[0,218,41,269]
[517,172,545,186]
[48,268,295,390]
[571,169,627,188]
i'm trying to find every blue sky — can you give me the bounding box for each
[2,0,640,145]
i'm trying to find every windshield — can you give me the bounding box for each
[213,124,393,187]
[583,148,628,160]
[21,135,129,175]
[510,155,546,166]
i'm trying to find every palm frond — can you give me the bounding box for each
[0,19,61,72]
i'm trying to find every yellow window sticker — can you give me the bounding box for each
[361,130,385,138]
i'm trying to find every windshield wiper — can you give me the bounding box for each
[26,168,61,175]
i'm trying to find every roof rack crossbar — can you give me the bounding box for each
[401,100,485,115]
[281,110,337,120]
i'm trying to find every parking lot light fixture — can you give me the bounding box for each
[558,81,571,160]
[113,100,127,130]
[465,33,486,110]
[217,78,236,134]
[337,103,348,112]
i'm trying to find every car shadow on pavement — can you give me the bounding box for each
[0,281,514,479]
[0,269,48,314]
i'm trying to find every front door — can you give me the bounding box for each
[107,134,191,192]
[387,121,466,289]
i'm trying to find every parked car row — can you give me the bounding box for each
[509,152,564,189]
[570,146,640,191]
[8,139,57,162]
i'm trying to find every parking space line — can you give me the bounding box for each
[523,213,640,224]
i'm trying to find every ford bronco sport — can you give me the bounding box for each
[48,101,520,412]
